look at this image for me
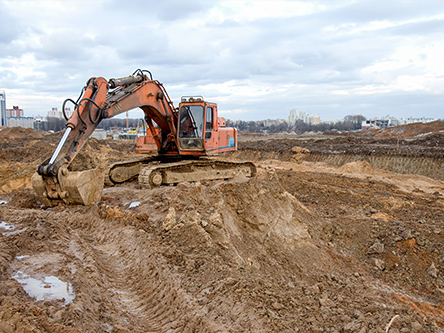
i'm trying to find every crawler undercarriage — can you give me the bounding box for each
[106,157,257,188]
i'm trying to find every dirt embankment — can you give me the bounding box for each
[236,132,444,180]
[0,124,442,332]
[239,133,444,158]
[360,120,444,138]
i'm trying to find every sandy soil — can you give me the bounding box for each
[0,124,443,332]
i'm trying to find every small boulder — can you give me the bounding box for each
[291,146,309,153]
[400,229,412,240]
[367,242,384,255]
[370,258,386,271]
[427,263,439,278]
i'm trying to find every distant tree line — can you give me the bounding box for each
[226,120,289,133]
[226,115,366,134]
[97,118,142,130]
[42,118,66,132]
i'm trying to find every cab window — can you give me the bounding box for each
[179,105,204,138]
[206,107,213,131]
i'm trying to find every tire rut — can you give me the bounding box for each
[76,222,225,332]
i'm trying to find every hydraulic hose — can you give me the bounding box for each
[76,97,103,125]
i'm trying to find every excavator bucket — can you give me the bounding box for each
[32,169,104,207]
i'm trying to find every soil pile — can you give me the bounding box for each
[236,129,444,180]
[0,126,442,332]
[0,126,44,142]
[360,120,444,138]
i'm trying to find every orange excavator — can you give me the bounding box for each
[32,70,255,207]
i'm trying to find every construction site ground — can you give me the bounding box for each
[0,121,443,332]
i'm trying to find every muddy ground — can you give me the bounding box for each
[0,123,443,332]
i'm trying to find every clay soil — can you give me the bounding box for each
[0,123,443,332]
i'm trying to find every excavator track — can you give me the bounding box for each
[138,159,257,189]
[104,156,160,186]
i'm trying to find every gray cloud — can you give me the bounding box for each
[0,4,21,45]
[319,0,444,23]
[384,18,444,36]
[104,0,215,21]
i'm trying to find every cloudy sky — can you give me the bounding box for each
[1,0,443,122]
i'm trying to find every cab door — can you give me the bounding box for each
[177,104,205,152]
[204,105,217,152]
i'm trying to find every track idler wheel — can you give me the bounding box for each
[149,170,163,187]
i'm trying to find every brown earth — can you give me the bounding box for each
[361,120,444,138]
[0,124,443,332]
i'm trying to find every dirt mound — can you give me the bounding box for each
[0,126,44,141]
[415,133,444,146]
[361,120,444,138]
[337,160,386,175]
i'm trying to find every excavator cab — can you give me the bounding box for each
[178,97,205,151]
[177,96,237,156]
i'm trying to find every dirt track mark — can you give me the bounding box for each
[66,209,226,332]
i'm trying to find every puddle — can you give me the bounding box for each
[0,222,25,236]
[16,255,30,260]
[13,271,75,305]
[127,201,140,208]
[0,221,15,233]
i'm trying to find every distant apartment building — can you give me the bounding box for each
[362,115,436,130]
[288,109,320,126]
[361,118,391,130]
[288,109,300,125]
[309,114,320,125]
[6,106,24,117]
[48,107,73,119]
[0,102,34,128]
[395,116,436,126]
[6,117,34,128]
[33,115,46,131]
[262,119,287,127]
[0,91,6,126]
[48,107,61,118]
[0,92,35,129]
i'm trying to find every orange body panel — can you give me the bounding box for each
[135,127,159,154]
[205,126,237,154]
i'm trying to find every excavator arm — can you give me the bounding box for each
[105,73,178,154]
[32,70,179,207]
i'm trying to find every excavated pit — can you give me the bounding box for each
[0,123,443,332]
